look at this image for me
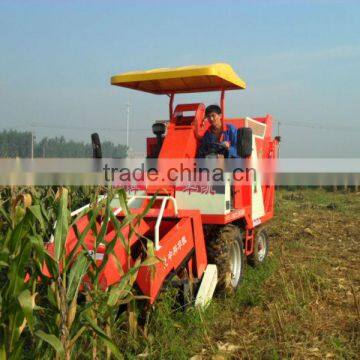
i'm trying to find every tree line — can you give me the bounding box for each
[0,130,127,158]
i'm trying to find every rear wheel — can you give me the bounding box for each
[205,224,244,295]
[247,228,269,267]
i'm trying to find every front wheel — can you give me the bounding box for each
[247,228,269,267]
[206,224,244,295]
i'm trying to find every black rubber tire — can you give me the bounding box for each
[247,228,269,267]
[205,224,245,295]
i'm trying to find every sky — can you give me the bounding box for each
[0,0,359,157]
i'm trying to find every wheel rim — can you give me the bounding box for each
[230,241,242,288]
[257,232,267,262]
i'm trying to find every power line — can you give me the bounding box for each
[125,100,131,147]
[4,124,150,132]
[280,121,360,132]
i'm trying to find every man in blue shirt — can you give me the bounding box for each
[198,105,238,158]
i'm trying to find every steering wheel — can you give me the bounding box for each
[204,142,228,158]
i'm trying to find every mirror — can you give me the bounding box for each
[152,122,166,139]
[91,133,102,159]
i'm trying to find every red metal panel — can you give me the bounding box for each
[136,217,195,303]
[180,210,207,278]
[201,208,246,225]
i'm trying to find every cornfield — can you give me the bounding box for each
[0,186,158,360]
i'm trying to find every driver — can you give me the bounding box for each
[197,105,238,158]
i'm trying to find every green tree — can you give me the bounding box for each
[0,130,32,157]
[0,131,127,158]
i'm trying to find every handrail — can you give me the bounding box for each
[126,195,178,250]
[50,194,178,251]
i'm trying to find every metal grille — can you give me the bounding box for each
[245,117,266,139]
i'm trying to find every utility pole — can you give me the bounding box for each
[275,119,281,191]
[277,119,281,159]
[30,123,35,159]
[125,99,131,149]
[31,130,33,159]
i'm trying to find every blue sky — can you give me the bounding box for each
[0,0,359,157]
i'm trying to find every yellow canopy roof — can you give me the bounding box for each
[111,63,246,94]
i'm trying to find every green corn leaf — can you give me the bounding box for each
[8,213,31,253]
[8,310,26,356]
[116,189,129,216]
[106,251,157,306]
[40,202,50,223]
[0,344,6,360]
[83,313,123,360]
[35,330,64,356]
[107,285,132,307]
[140,256,159,267]
[106,258,143,299]
[109,211,136,253]
[65,207,100,272]
[68,326,86,349]
[135,192,157,224]
[93,233,119,280]
[67,252,89,301]
[129,257,141,286]
[13,206,26,227]
[6,241,31,298]
[54,188,69,262]
[17,290,36,333]
[0,247,9,268]
[69,208,91,228]
[7,339,24,360]
[29,235,46,269]
[0,206,11,224]
[28,205,45,232]
[46,283,57,308]
[43,251,59,279]
[95,196,112,248]
[146,238,155,258]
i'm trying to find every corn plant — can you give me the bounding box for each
[0,186,158,360]
[0,190,48,359]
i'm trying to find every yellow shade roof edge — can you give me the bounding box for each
[110,63,246,94]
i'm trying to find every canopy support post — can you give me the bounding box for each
[169,93,175,121]
[220,90,225,131]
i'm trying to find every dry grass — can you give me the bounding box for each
[200,188,360,359]
[144,189,360,360]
